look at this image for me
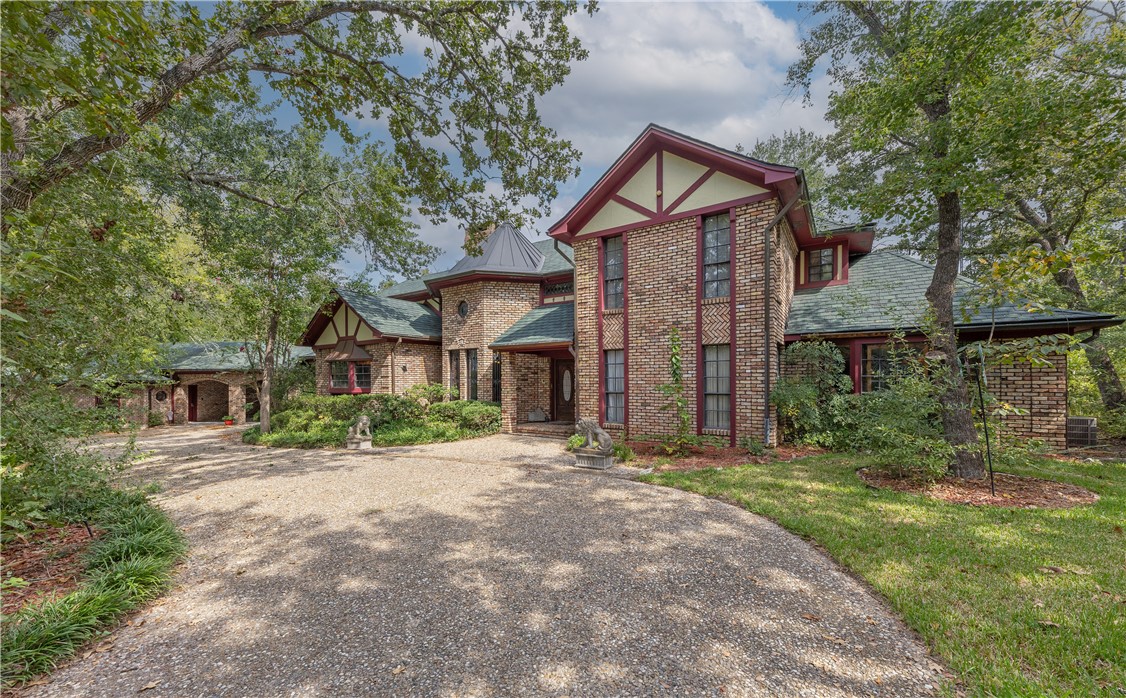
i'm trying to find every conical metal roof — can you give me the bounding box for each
[445,222,545,277]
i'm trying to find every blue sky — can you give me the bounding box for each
[253,1,832,280]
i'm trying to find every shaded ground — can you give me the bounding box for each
[26,427,940,697]
[2,524,102,615]
[858,469,1098,509]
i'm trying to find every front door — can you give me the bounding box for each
[553,359,575,423]
[187,385,198,422]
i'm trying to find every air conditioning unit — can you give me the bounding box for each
[1066,416,1098,447]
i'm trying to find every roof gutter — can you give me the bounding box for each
[762,181,805,445]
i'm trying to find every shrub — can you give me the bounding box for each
[565,434,586,451]
[771,340,852,441]
[1,488,185,686]
[612,442,635,462]
[146,411,164,428]
[427,401,501,432]
[739,436,766,456]
[404,383,456,407]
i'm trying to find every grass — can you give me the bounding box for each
[641,454,1126,696]
[1,490,187,687]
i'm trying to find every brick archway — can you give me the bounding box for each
[172,372,254,425]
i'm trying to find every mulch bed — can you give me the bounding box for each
[2,523,102,615]
[858,469,1099,509]
[630,440,824,471]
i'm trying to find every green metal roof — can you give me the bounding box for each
[336,288,442,340]
[787,251,1120,336]
[380,237,573,299]
[163,342,314,372]
[491,302,574,348]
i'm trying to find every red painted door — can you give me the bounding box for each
[187,385,198,422]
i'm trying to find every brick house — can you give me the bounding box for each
[68,342,314,426]
[301,125,1121,448]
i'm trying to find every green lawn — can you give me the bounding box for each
[641,455,1125,696]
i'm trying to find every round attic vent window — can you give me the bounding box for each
[458,301,469,318]
[155,390,168,402]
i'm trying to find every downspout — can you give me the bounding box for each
[762,177,806,445]
[391,337,402,394]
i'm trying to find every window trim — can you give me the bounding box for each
[449,349,461,400]
[603,349,625,425]
[702,344,731,431]
[702,212,731,299]
[328,360,372,394]
[602,235,624,310]
[808,246,834,283]
[466,349,478,401]
[492,353,502,403]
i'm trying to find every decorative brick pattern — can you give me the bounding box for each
[441,280,542,402]
[602,312,624,349]
[701,301,730,345]
[985,354,1068,450]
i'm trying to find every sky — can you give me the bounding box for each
[265,1,835,279]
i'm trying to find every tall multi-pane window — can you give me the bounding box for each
[449,350,461,399]
[604,349,625,423]
[702,213,730,298]
[809,247,834,282]
[330,361,349,389]
[353,362,372,390]
[466,349,478,401]
[861,343,922,393]
[603,235,624,309]
[492,353,502,403]
[703,345,731,430]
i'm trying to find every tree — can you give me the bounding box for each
[154,102,436,433]
[746,129,836,222]
[789,2,1059,478]
[889,4,1126,413]
[2,1,592,227]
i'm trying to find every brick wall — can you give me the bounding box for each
[440,280,541,402]
[313,341,441,396]
[573,200,784,444]
[498,352,552,432]
[985,353,1068,450]
[174,372,253,424]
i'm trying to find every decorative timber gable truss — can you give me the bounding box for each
[548,124,819,245]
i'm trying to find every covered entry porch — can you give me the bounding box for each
[490,303,575,436]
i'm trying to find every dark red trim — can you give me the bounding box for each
[490,342,572,353]
[656,150,664,213]
[425,272,544,293]
[797,238,850,289]
[597,239,606,424]
[610,194,657,219]
[665,168,716,215]
[566,192,777,243]
[695,215,705,435]
[728,207,737,447]
[622,232,630,433]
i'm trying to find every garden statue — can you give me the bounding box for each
[346,415,373,450]
[573,418,614,470]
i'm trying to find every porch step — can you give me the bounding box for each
[512,421,574,440]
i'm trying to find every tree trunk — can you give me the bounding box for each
[260,311,279,434]
[926,190,986,479]
[1081,330,1126,411]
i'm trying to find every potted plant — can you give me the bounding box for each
[222,415,235,426]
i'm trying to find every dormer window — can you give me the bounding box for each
[809,248,834,282]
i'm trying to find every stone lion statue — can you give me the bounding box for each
[348,415,372,441]
[575,418,613,454]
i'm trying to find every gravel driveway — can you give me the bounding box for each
[30,426,941,697]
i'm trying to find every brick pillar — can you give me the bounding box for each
[173,385,188,424]
[229,382,247,424]
[500,352,519,432]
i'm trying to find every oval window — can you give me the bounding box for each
[562,370,572,401]
[458,301,469,318]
